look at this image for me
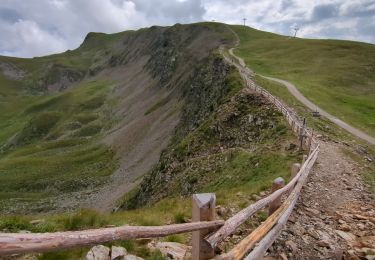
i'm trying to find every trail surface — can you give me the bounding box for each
[222,40,375,259]
[227,48,375,146]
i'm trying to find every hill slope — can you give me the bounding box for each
[231,25,375,137]
[0,23,240,213]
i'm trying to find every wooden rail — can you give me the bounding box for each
[0,221,224,255]
[221,146,319,259]
[221,47,319,153]
[206,153,310,248]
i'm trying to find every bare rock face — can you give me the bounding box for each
[148,241,191,259]
[0,62,25,80]
[86,245,110,260]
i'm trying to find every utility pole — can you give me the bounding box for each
[243,18,247,26]
[293,26,299,37]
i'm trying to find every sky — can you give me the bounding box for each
[0,0,374,58]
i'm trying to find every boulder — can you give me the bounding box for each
[124,255,144,260]
[111,246,127,260]
[86,245,110,260]
[148,241,191,259]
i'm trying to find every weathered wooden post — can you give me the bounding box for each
[288,163,301,195]
[291,163,301,179]
[299,118,306,151]
[268,177,285,216]
[302,155,308,165]
[192,193,216,260]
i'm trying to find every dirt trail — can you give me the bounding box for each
[260,75,375,146]
[268,141,375,259]
[222,37,375,259]
[225,32,375,146]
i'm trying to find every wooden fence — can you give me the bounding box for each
[0,49,320,259]
[0,145,319,259]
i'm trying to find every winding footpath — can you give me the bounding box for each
[223,32,375,259]
[228,48,375,146]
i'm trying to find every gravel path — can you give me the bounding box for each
[226,33,375,146]
[221,34,375,259]
[268,141,375,259]
[259,75,375,146]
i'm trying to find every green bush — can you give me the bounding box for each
[76,123,102,137]
[173,212,186,224]
[62,209,109,230]
[75,113,99,124]
[16,112,61,144]
[80,95,105,110]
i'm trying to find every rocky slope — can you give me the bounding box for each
[0,22,246,213]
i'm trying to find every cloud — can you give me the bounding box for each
[0,0,374,58]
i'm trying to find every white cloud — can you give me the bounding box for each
[0,0,374,58]
[0,19,67,57]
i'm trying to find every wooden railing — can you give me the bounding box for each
[0,146,319,258]
[0,49,320,259]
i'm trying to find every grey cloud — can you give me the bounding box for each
[0,8,20,23]
[311,4,339,21]
[133,0,205,23]
[0,0,374,58]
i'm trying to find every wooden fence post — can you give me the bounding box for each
[291,163,301,179]
[288,163,301,195]
[302,155,308,165]
[299,118,306,151]
[268,177,285,216]
[192,193,216,260]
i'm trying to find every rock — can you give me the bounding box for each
[332,248,343,260]
[86,245,110,260]
[307,230,320,240]
[252,194,261,201]
[279,252,288,260]
[357,223,365,230]
[316,240,330,248]
[148,241,191,260]
[216,206,229,217]
[335,230,356,243]
[285,240,298,253]
[357,236,375,248]
[339,223,351,232]
[305,208,320,216]
[353,214,368,221]
[124,255,143,260]
[111,246,127,260]
[29,219,44,225]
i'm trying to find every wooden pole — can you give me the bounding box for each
[206,159,307,249]
[0,221,224,256]
[291,163,301,179]
[299,118,306,151]
[192,193,216,260]
[268,177,285,216]
[302,155,308,165]
[221,146,319,260]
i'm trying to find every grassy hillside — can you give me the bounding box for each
[231,25,375,137]
[0,22,240,213]
[0,22,309,259]
[0,79,118,213]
